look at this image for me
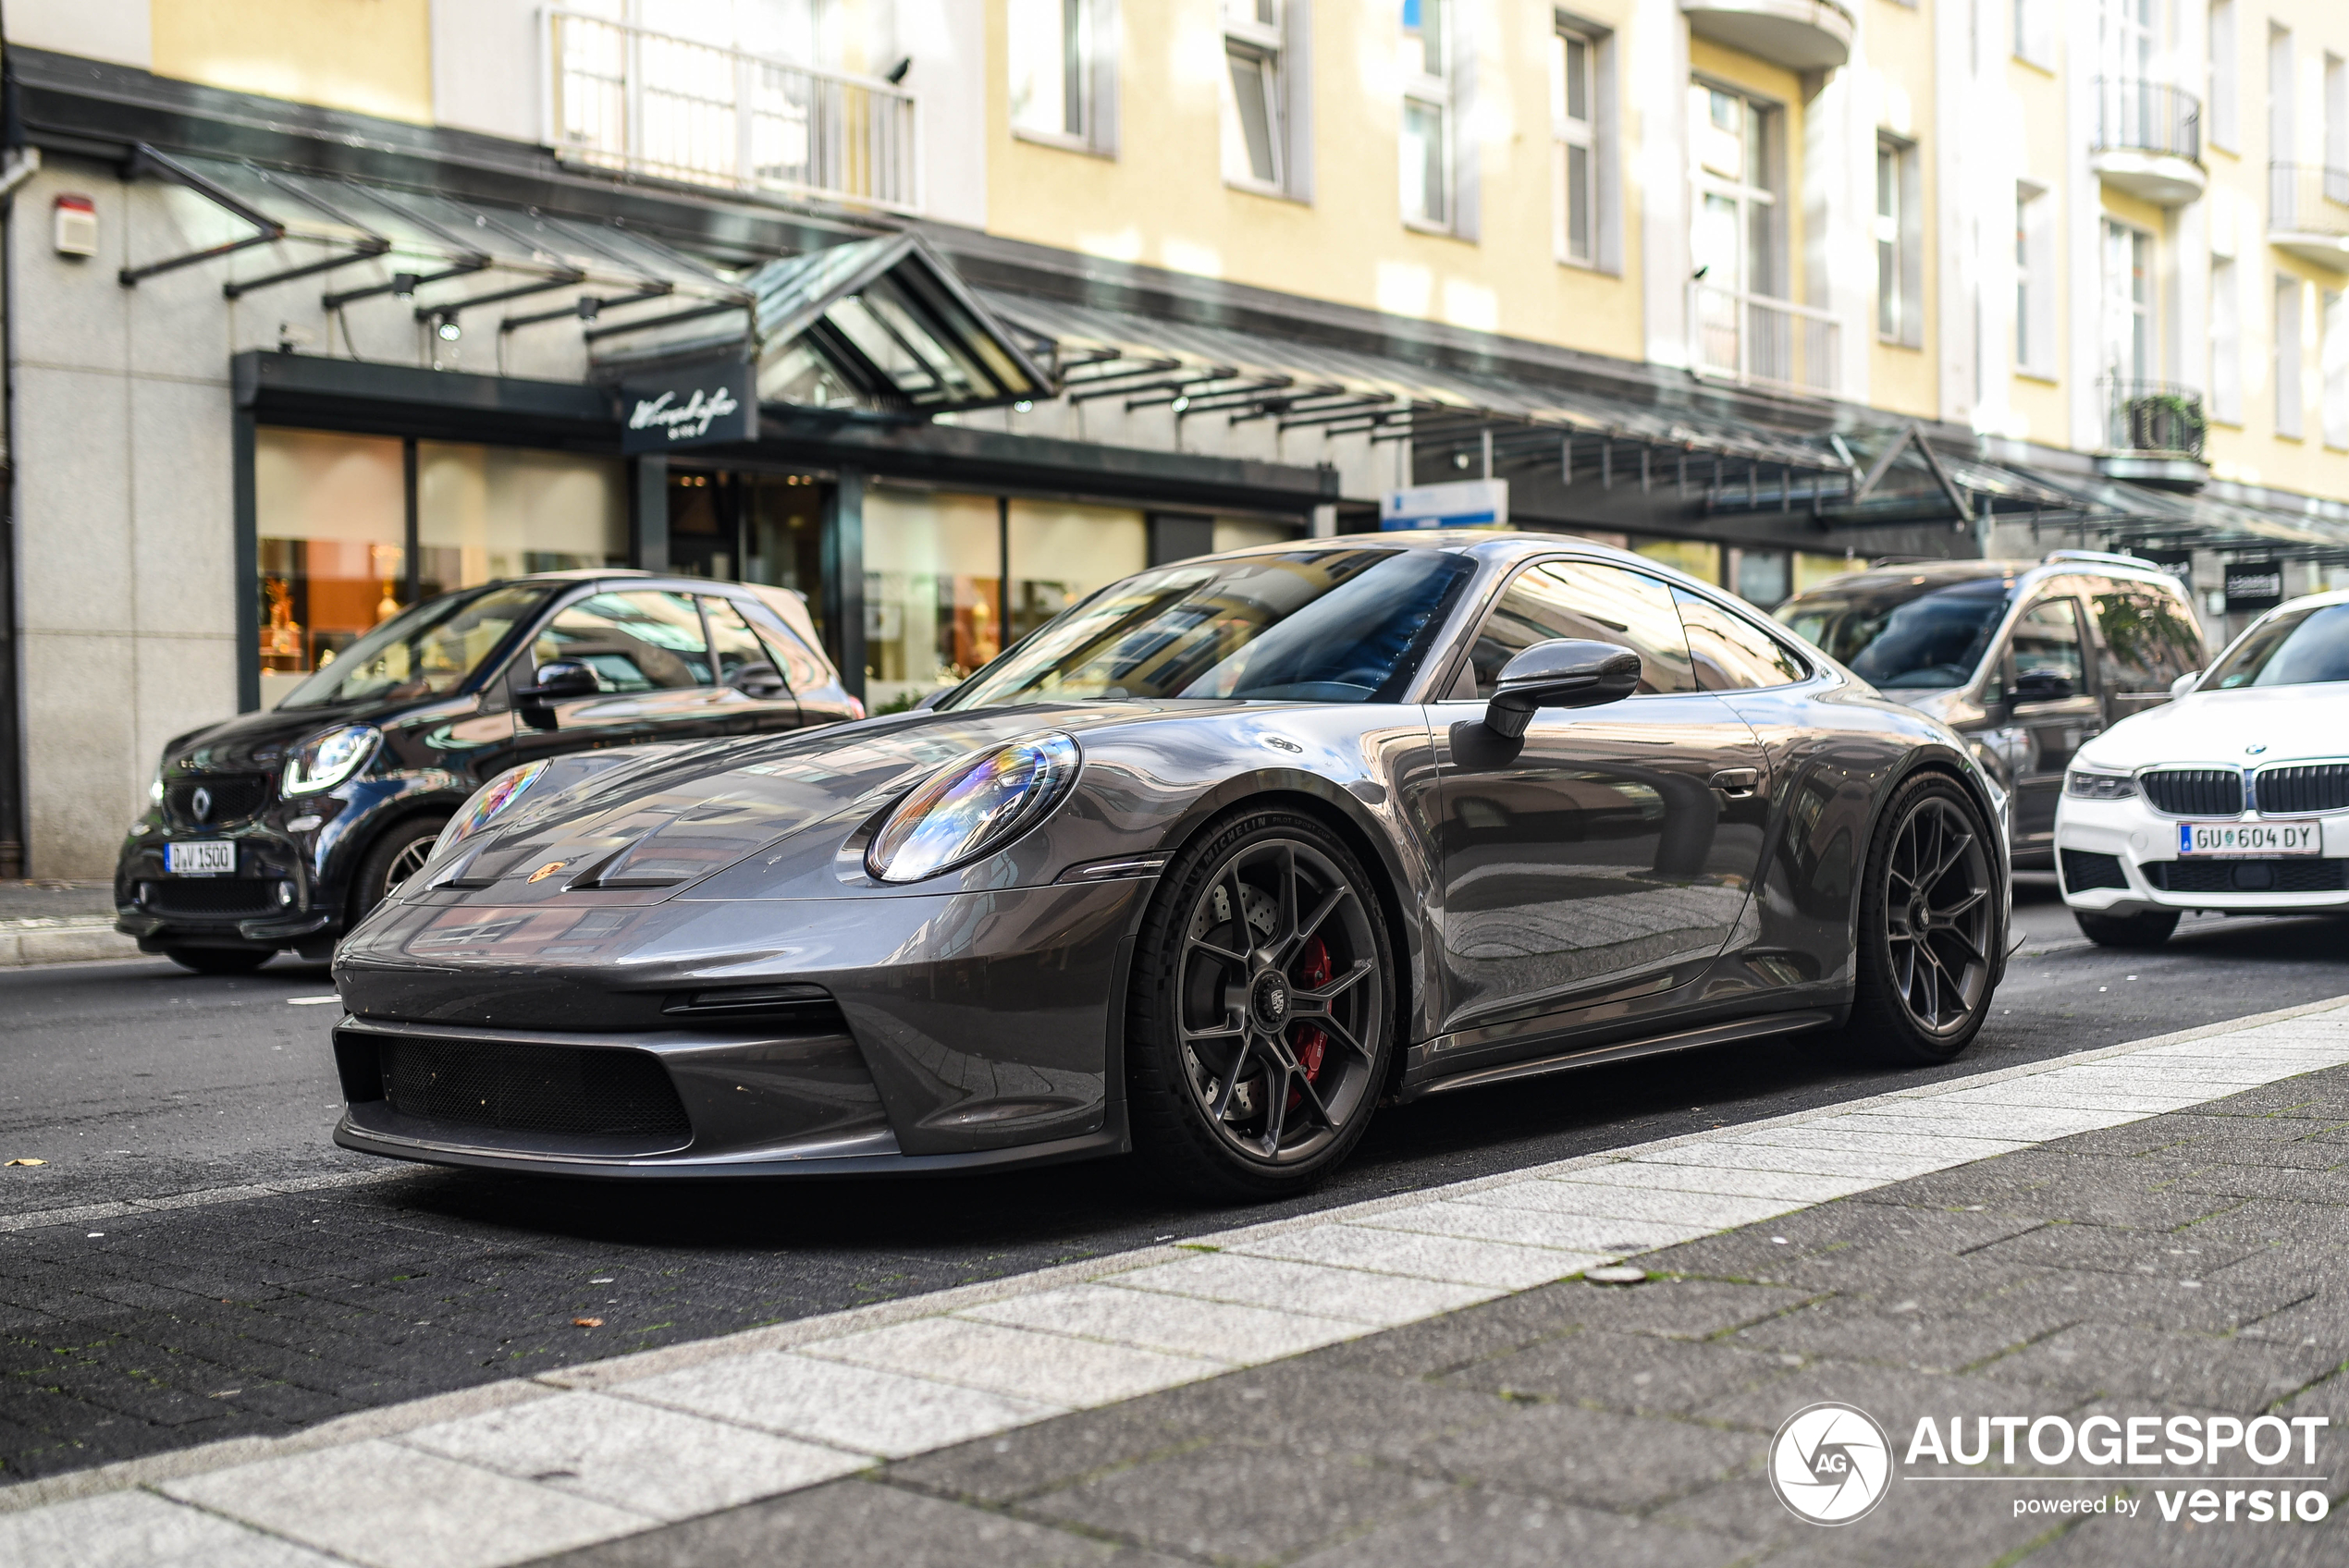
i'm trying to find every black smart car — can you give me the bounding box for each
[117,571,858,974]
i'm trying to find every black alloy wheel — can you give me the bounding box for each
[1127,809,1394,1199]
[349,816,449,928]
[2073,908,2179,949]
[1846,774,2000,1063]
[164,946,271,975]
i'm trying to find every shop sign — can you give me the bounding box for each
[621,359,757,453]
[2222,560,2283,615]
[1381,479,1508,531]
[2134,548,2194,584]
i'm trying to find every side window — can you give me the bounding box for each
[2011,598,2085,700]
[737,597,834,692]
[1460,560,1696,699]
[702,596,784,689]
[2086,585,2203,692]
[2143,587,2208,680]
[533,591,711,692]
[1674,587,1806,690]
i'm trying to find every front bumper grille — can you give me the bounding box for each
[2060,850,2130,892]
[377,1037,690,1144]
[166,774,275,828]
[142,878,279,919]
[2140,768,2244,816]
[2147,859,2349,894]
[2254,763,2349,815]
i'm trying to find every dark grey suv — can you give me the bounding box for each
[1777,551,2207,865]
[117,571,859,973]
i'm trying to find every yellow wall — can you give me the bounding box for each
[984,0,1645,361]
[149,0,433,125]
[2005,48,2068,447]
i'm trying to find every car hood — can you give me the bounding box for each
[2077,684,2349,770]
[159,696,456,774]
[410,701,1211,904]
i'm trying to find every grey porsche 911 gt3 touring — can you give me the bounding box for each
[330,532,2010,1197]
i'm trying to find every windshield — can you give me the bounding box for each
[277,584,549,709]
[941,547,1477,710]
[2205,602,2349,690]
[1777,577,2014,689]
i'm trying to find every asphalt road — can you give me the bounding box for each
[2,878,2345,1480]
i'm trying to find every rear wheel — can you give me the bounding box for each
[1845,774,2000,1064]
[164,947,271,975]
[348,816,449,927]
[1126,809,1394,1201]
[2074,909,2179,949]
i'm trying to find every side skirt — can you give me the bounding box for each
[1401,1009,1839,1101]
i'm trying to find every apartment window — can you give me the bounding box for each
[2013,0,2055,69]
[2324,288,2349,449]
[2211,257,2243,423]
[1009,0,1116,153]
[2208,0,2237,151]
[2277,275,2305,439]
[1876,137,1922,346]
[1224,0,1309,197]
[2015,183,2055,376]
[2100,219,2152,390]
[1399,0,1452,229]
[1690,84,1780,298]
[2328,55,2347,177]
[1554,25,1595,262]
[2270,27,2294,168]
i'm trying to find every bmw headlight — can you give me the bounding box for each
[433,760,554,859]
[2064,767,2136,801]
[283,725,380,795]
[866,734,1080,884]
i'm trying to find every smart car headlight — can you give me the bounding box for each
[432,760,554,859]
[283,725,380,796]
[2063,767,2136,802]
[866,734,1080,884]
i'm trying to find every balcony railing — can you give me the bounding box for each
[2092,78,2201,162]
[2269,162,2349,235]
[2103,380,2207,461]
[547,9,918,214]
[1690,283,1840,398]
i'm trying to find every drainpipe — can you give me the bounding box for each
[0,143,43,877]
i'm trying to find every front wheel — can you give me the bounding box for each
[1844,774,2001,1064]
[2074,909,2178,949]
[348,816,449,928]
[1125,810,1395,1201]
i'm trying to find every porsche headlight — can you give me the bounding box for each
[2064,767,2136,801]
[433,760,553,858]
[866,734,1080,884]
[282,725,380,795]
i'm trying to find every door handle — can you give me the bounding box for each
[1709,767,1760,797]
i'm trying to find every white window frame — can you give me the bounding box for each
[2210,255,2243,423]
[2208,0,2238,152]
[1399,0,1454,232]
[1009,0,1120,156]
[2013,0,2056,69]
[2276,274,2306,440]
[2323,287,2349,449]
[1222,0,1309,200]
[1553,22,1595,263]
[2015,181,2056,378]
[1876,135,1923,347]
[1690,81,1782,298]
[2101,217,2153,387]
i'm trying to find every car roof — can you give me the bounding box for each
[1786,554,2187,598]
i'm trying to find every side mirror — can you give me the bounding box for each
[725,661,788,699]
[2169,670,2200,698]
[1485,639,1642,739]
[2011,668,2073,704]
[518,660,599,703]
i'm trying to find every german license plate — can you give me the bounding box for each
[2177,822,2320,857]
[166,840,236,876]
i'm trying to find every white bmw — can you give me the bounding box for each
[2057,589,2349,947]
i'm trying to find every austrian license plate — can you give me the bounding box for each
[166,840,236,876]
[2177,822,2320,857]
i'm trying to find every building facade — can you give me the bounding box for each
[2,0,2347,877]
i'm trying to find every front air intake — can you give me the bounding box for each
[2147,859,2349,894]
[2138,769,2244,817]
[2060,850,2130,892]
[378,1038,690,1143]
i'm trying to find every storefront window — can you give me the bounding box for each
[1633,537,1724,584]
[255,429,409,710]
[1212,518,1304,553]
[1009,499,1149,642]
[863,487,1002,712]
[416,442,625,594]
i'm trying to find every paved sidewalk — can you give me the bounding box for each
[5,1002,2347,1566]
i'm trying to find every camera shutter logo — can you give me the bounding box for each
[1769,1403,1894,1525]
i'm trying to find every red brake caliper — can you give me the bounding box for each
[1285,936,1333,1109]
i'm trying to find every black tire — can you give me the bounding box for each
[1844,773,2001,1065]
[348,815,449,926]
[1126,808,1396,1202]
[2073,908,2179,949]
[164,947,271,975]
